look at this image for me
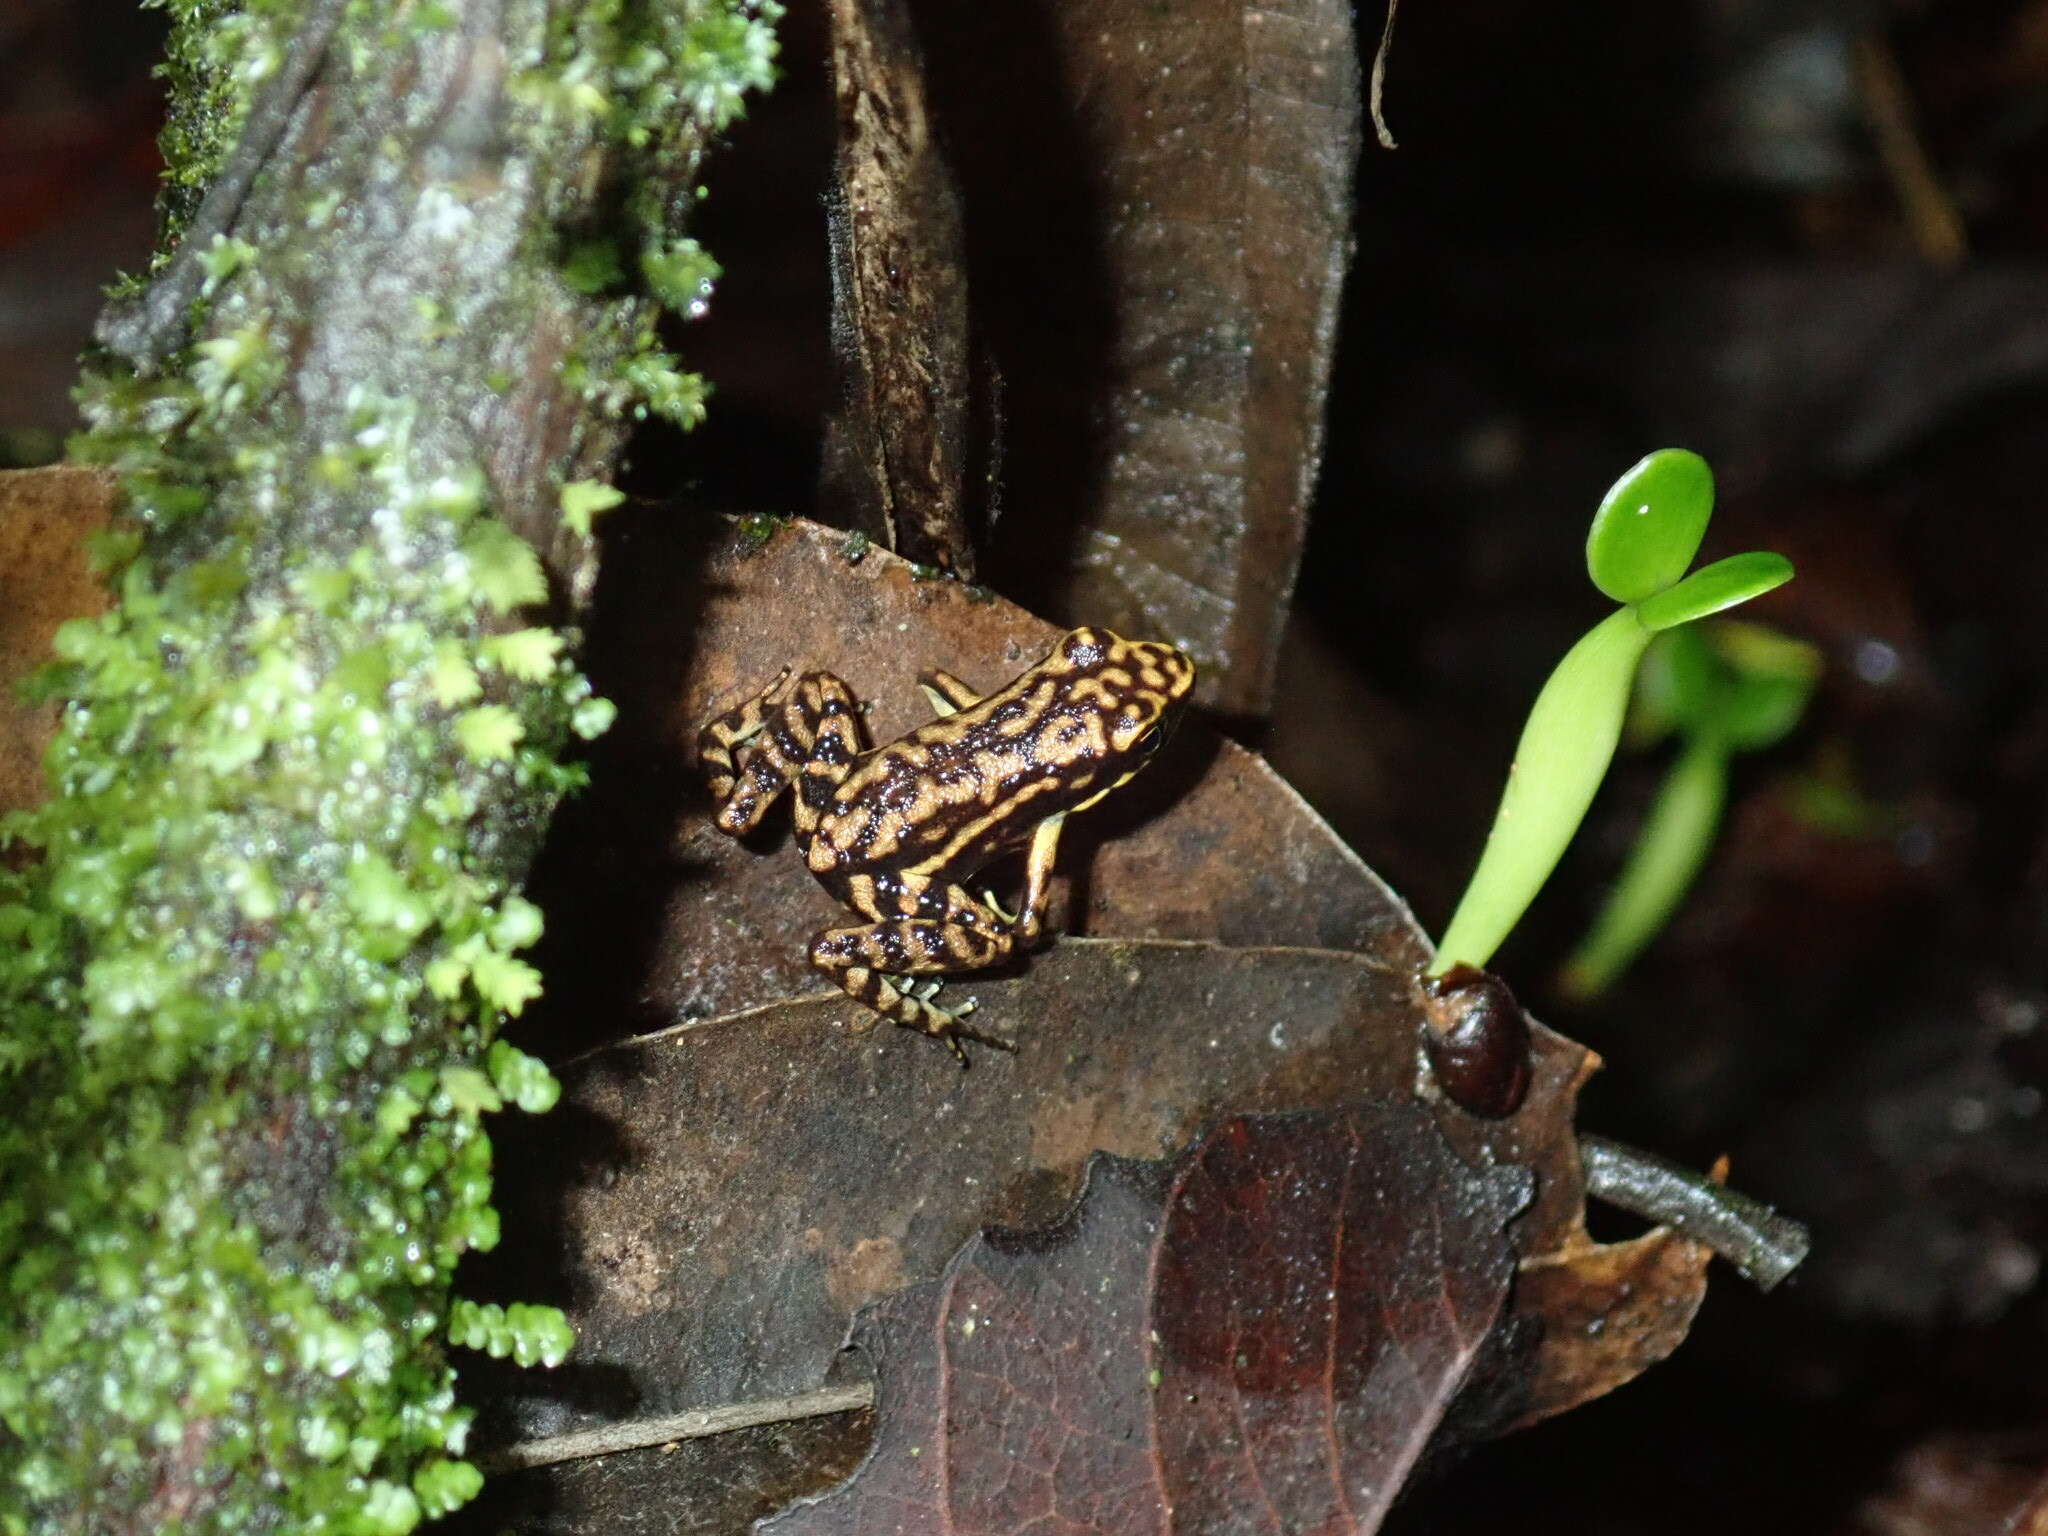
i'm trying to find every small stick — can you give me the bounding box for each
[1579,1134,1811,1291]
[478,1383,877,1474]
[1853,31,1967,270]
[1368,0,1402,149]
[95,0,351,370]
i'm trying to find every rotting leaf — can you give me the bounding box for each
[0,466,114,819]
[819,0,977,576]
[762,1101,1530,1536]
[472,942,1603,1463]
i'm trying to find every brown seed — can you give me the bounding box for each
[1419,962,1532,1119]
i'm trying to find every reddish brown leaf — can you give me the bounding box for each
[0,465,113,818]
[762,1102,1529,1535]
[477,942,1591,1459]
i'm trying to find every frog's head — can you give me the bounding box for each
[1048,626,1197,783]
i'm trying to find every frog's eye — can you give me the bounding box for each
[1134,725,1165,756]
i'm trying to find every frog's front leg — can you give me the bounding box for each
[983,810,1066,946]
[808,885,1021,1061]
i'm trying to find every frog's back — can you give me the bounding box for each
[816,627,1194,883]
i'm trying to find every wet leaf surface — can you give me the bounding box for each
[530,514,1426,1055]
[460,508,1736,1528]
[763,1101,1530,1536]
[0,466,112,818]
[473,940,1606,1454]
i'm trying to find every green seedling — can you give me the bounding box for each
[1556,620,1822,1000]
[1431,449,1794,976]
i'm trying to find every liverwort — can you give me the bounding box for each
[1430,450,1795,976]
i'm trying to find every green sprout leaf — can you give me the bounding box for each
[1722,670,1812,751]
[1433,607,1653,973]
[1557,734,1727,1000]
[1712,621,1823,749]
[1557,620,1821,999]
[1436,448,1799,979]
[1585,449,1714,603]
[1635,550,1794,631]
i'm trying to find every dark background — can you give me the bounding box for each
[8,0,2047,1529]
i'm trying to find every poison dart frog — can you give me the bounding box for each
[700,627,1196,1060]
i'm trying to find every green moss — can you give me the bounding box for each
[0,0,779,1528]
[736,511,784,552]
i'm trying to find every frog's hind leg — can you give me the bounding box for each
[809,891,1019,1061]
[787,672,867,836]
[702,668,866,837]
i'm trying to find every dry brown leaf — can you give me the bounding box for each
[905,0,1360,718]
[0,465,114,819]
[1509,1228,1713,1431]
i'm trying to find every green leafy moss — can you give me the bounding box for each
[0,0,779,1527]
[736,511,784,551]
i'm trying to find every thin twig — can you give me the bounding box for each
[1369,0,1402,149]
[95,0,351,369]
[1853,30,1967,269]
[478,1383,877,1474]
[1579,1135,1811,1291]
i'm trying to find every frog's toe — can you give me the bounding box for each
[930,1010,1014,1063]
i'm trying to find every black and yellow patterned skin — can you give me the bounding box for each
[699,627,1196,1059]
